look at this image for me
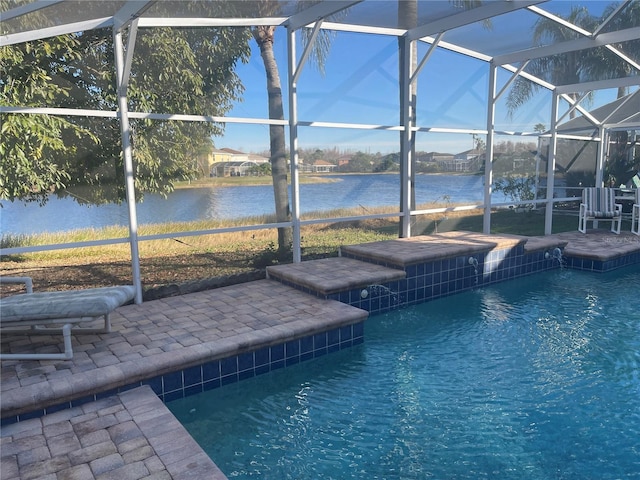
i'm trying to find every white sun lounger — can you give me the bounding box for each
[0,277,135,360]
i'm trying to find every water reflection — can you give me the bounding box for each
[2,174,504,235]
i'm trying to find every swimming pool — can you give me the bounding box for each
[169,266,640,479]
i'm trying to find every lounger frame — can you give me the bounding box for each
[0,278,133,361]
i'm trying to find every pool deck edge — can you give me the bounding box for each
[2,230,639,480]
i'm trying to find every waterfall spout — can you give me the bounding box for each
[545,247,565,268]
[468,257,479,285]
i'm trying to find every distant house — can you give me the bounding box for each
[437,149,483,172]
[424,152,454,163]
[337,155,352,167]
[209,149,269,177]
[311,159,337,173]
[210,161,259,177]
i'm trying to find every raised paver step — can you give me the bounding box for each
[267,257,406,295]
[1,279,367,419]
[340,232,528,267]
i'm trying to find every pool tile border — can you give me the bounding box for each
[564,249,640,272]
[4,233,639,427]
[323,244,566,313]
[2,322,364,425]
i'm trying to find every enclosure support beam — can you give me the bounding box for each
[113,27,143,304]
[483,62,497,234]
[288,27,302,263]
[399,34,416,238]
[596,125,607,187]
[544,91,560,235]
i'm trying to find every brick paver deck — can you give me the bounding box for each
[2,231,639,479]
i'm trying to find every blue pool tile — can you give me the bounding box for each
[406,265,418,278]
[163,371,183,393]
[203,378,221,391]
[300,335,314,354]
[220,357,238,376]
[271,359,285,370]
[221,374,238,386]
[406,289,416,303]
[370,297,380,312]
[239,369,255,381]
[70,394,96,408]
[19,409,45,422]
[142,377,163,396]
[185,384,202,397]
[164,390,183,402]
[314,348,328,358]
[203,360,220,381]
[183,365,202,387]
[340,325,353,342]
[1,416,19,427]
[255,347,270,367]
[286,340,300,358]
[46,401,72,415]
[328,328,340,346]
[286,356,300,367]
[238,352,254,372]
[271,344,285,362]
[314,332,327,349]
[359,297,371,311]
[353,322,364,339]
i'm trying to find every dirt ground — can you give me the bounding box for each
[0,250,266,300]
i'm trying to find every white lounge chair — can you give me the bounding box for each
[632,189,640,236]
[0,277,135,360]
[578,187,622,234]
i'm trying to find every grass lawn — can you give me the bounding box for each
[1,208,580,297]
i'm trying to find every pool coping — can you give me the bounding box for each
[2,230,639,480]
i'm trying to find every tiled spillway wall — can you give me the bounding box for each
[335,242,564,314]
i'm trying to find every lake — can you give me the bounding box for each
[1,174,508,235]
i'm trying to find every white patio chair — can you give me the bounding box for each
[578,187,621,234]
[632,189,640,236]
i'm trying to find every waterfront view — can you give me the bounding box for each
[1,174,510,235]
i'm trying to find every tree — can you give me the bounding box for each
[584,2,640,186]
[0,36,98,205]
[506,3,640,187]
[1,21,251,205]
[506,6,598,118]
[251,22,292,253]
[250,1,338,254]
[582,2,640,99]
[507,2,640,115]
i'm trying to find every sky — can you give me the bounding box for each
[215,4,632,156]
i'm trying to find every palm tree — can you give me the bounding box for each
[507,3,640,187]
[251,1,338,255]
[252,20,291,254]
[581,2,640,186]
[582,1,640,99]
[506,6,599,118]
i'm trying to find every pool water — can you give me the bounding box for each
[169,266,640,479]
